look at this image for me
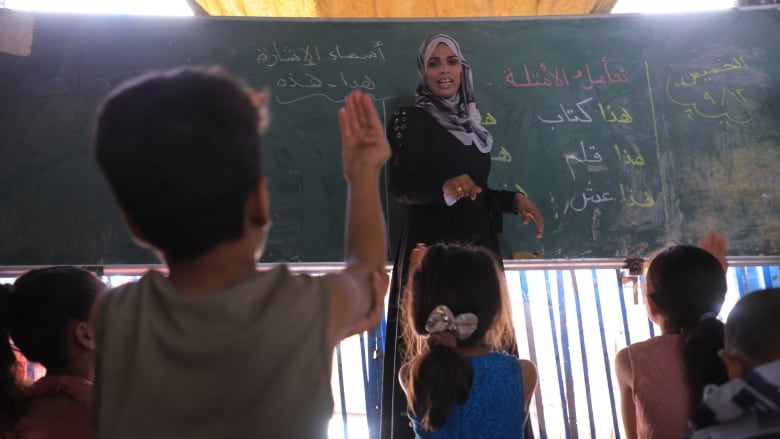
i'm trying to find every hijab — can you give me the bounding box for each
[415,33,493,153]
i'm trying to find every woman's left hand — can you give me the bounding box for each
[514,193,544,239]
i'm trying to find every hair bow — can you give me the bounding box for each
[424,305,478,340]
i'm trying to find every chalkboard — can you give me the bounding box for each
[1,8,779,264]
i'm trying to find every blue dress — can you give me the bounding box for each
[408,352,526,438]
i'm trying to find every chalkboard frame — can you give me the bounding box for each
[1,7,779,265]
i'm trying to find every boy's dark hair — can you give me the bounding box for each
[94,66,264,260]
[0,266,105,431]
[725,288,780,364]
[646,245,729,409]
[402,243,508,431]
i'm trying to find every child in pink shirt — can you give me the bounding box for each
[616,233,730,439]
[1,266,105,439]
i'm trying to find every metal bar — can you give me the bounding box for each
[615,270,632,346]
[556,271,577,438]
[520,271,547,439]
[763,266,775,288]
[359,331,371,439]
[2,255,777,276]
[365,326,384,439]
[569,270,596,437]
[737,266,749,297]
[544,270,572,438]
[336,343,349,439]
[592,270,622,438]
[747,266,766,292]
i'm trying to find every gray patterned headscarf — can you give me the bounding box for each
[415,33,493,153]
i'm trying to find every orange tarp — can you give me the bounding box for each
[193,0,616,17]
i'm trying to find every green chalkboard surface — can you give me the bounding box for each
[1,8,779,264]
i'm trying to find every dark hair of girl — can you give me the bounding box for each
[0,267,104,434]
[401,243,514,431]
[645,245,729,409]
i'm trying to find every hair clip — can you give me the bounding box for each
[424,304,478,340]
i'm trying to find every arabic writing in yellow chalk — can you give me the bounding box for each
[482,112,497,125]
[619,184,655,207]
[614,144,645,167]
[666,78,752,125]
[702,88,747,106]
[491,146,512,162]
[599,103,633,124]
[678,56,748,87]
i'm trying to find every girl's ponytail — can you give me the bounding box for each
[683,315,728,409]
[406,345,472,431]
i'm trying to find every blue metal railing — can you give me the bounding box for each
[4,257,779,439]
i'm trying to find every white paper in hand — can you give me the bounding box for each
[443,193,458,206]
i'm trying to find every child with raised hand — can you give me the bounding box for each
[398,243,537,438]
[616,236,730,439]
[91,66,389,438]
[687,287,780,438]
[0,266,105,439]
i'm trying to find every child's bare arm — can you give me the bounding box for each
[520,359,538,423]
[615,348,637,439]
[342,269,388,337]
[327,90,390,348]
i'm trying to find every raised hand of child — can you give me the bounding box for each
[698,231,728,271]
[338,90,391,181]
[249,87,271,134]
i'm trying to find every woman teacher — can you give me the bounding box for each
[381,33,544,438]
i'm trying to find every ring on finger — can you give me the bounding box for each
[456,186,464,194]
